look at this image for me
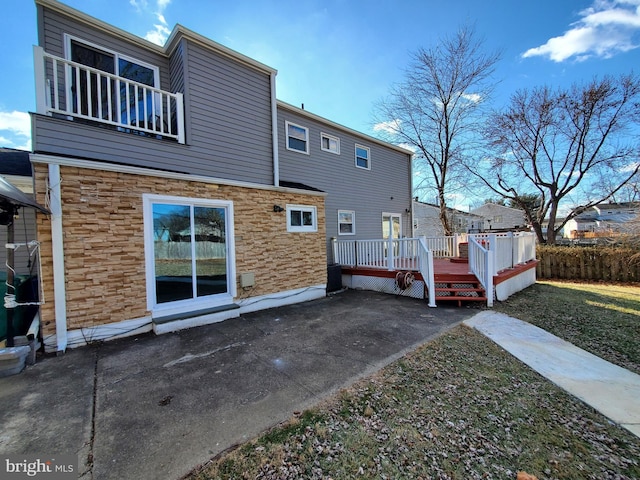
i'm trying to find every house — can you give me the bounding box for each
[0,149,38,277]
[470,203,527,232]
[563,202,640,238]
[412,200,484,236]
[30,0,412,353]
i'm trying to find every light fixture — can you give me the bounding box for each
[273,205,284,213]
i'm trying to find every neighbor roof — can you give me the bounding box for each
[0,148,32,176]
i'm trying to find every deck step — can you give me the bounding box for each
[435,287,485,294]
[430,277,486,306]
[435,295,488,306]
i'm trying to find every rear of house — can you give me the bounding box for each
[29,0,412,353]
[31,0,329,352]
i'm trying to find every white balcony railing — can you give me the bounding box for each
[34,46,185,144]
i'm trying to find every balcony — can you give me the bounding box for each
[33,46,185,144]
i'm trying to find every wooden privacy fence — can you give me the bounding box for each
[536,246,640,282]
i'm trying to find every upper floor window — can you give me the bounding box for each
[355,144,370,170]
[286,121,309,154]
[287,205,317,232]
[338,210,355,235]
[321,133,340,155]
[65,35,160,125]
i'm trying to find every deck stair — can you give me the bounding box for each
[430,258,487,306]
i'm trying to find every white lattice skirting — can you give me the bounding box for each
[342,274,425,299]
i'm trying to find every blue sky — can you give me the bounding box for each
[2,0,640,154]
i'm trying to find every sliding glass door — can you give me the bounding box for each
[144,195,234,312]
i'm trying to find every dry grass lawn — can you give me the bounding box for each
[186,281,640,480]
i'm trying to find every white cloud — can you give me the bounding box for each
[145,19,171,45]
[135,1,172,46]
[0,110,31,152]
[522,0,640,62]
[461,93,482,103]
[373,119,401,135]
[0,111,30,137]
[398,143,417,153]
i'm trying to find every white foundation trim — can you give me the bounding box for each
[237,284,326,314]
[43,316,153,352]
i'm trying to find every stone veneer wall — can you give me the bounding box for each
[33,164,326,339]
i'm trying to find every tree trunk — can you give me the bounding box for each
[438,193,452,236]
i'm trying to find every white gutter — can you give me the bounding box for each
[48,163,68,352]
[270,72,280,187]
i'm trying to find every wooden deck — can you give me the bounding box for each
[340,257,538,306]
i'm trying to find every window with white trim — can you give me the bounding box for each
[321,132,340,154]
[143,194,236,315]
[286,205,317,232]
[286,121,309,154]
[355,144,370,169]
[338,210,355,235]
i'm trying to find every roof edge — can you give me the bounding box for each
[277,101,414,157]
[36,0,277,75]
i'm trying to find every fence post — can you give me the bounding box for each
[331,237,338,265]
[508,231,515,268]
[489,234,498,276]
[387,235,394,271]
[486,250,494,307]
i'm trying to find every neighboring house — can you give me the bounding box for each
[470,203,527,231]
[412,200,484,236]
[0,149,38,276]
[563,202,640,238]
[30,0,412,352]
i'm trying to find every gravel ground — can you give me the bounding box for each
[190,326,640,480]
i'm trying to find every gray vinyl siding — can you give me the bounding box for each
[277,106,412,260]
[35,5,275,186]
[0,207,38,277]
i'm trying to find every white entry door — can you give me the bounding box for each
[382,213,401,239]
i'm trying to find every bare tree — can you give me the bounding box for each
[373,26,500,235]
[474,74,640,244]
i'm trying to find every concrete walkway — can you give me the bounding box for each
[464,311,640,438]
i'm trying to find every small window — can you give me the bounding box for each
[338,210,355,235]
[286,121,309,154]
[287,205,317,232]
[321,133,340,154]
[355,144,370,169]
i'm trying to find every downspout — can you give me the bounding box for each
[270,72,279,187]
[48,164,67,353]
[409,153,414,237]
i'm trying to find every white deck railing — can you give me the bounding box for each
[417,237,436,307]
[421,235,459,257]
[332,237,422,270]
[332,237,436,307]
[471,232,536,273]
[333,232,536,308]
[34,46,185,144]
[468,236,494,307]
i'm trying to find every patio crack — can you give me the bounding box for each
[79,345,100,479]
